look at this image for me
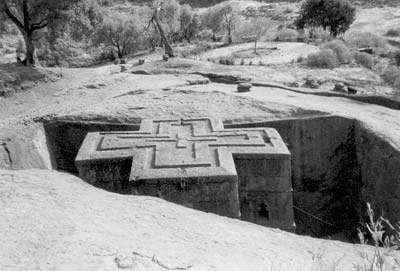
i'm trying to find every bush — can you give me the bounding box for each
[10,27,19,35]
[383,65,400,87]
[0,41,3,49]
[354,52,374,69]
[311,28,334,43]
[307,49,339,69]
[180,43,212,58]
[385,28,400,37]
[219,57,235,65]
[276,28,298,42]
[393,51,400,67]
[322,40,350,63]
[344,31,388,54]
[0,21,10,34]
[295,0,356,37]
[357,203,400,271]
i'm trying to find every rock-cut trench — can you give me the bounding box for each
[3,115,400,241]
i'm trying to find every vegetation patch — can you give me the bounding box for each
[344,31,389,54]
[354,52,375,69]
[307,49,339,69]
[322,40,351,64]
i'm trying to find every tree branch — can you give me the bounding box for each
[22,0,30,30]
[4,5,25,31]
[31,19,48,31]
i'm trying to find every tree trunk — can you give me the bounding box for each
[22,32,36,66]
[212,32,216,42]
[153,8,174,57]
[116,45,123,59]
[254,40,257,54]
[227,27,232,44]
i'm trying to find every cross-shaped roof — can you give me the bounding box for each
[75,118,290,182]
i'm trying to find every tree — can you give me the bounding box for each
[1,0,79,66]
[202,3,237,44]
[202,6,223,42]
[152,0,180,40]
[148,7,174,57]
[235,17,269,54]
[67,0,103,42]
[95,11,142,59]
[295,0,355,38]
[149,0,181,57]
[179,4,200,43]
[219,3,238,44]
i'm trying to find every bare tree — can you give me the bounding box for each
[236,17,270,53]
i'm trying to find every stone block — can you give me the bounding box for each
[238,83,252,93]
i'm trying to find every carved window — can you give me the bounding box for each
[258,202,270,220]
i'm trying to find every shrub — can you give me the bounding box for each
[277,28,298,41]
[295,0,356,37]
[0,41,3,49]
[372,58,390,75]
[393,51,400,67]
[382,65,400,87]
[344,31,388,54]
[357,203,400,271]
[0,21,10,34]
[180,43,211,58]
[307,49,339,69]
[311,28,333,43]
[297,55,304,63]
[219,57,234,65]
[354,52,374,69]
[10,27,19,35]
[385,28,400,37]
[322,40,350,63]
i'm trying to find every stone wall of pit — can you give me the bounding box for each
[228,116,362,237]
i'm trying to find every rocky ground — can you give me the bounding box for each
[1,169,399,271]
